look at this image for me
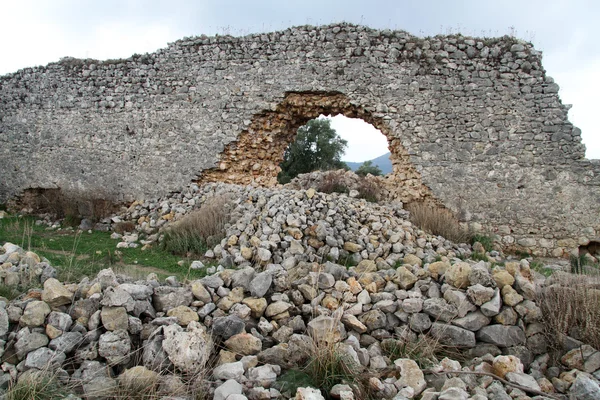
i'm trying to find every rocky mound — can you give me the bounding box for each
[118,182,474,268]
[0,241,599,399]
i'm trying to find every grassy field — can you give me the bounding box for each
[0,215,213,286]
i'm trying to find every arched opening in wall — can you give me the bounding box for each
[196,91,433,203]
[275,114,391,200]
[276,115,390,183]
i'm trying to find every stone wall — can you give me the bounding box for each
[1,23,598,255]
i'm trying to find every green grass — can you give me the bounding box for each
[470,252,489,262]
[6,371,69,400]
[471,234,494,252]
[0,215,214,285]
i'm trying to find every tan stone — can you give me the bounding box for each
[167,305,199,326]
[505,262,520,276]
[242,297,268,318]
[265,301,292,317]
[118,366,159,391]
[347,277,362,295]
[224,333,262,355]
[403,254,422,267]
[190,280,212,304]
[46,324,62,339]
[493,269,515,289]
[492,355,523,379]
[428,261,450,280]
[227,235,238,246]
[322,295,339,310]
[355,260,377,274]
[217,349,237,365]
[20,301,50,327]
[101,306,129,331]
[501,285,523,307]
[42,278,74,307]
[444,262,472,289]
[394,267,418,289]
[343,242,362,253]
[305,188,316,199]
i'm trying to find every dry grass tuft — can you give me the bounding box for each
[160,195,233,256]
[316,170,350,195]
[538,272,600,350]
[114,221,136,234]
[381,334,464,369]
[405,201,471,244]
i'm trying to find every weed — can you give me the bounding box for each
[471,252,489,262]
[273,370,316,397]
[471,234,494,252]
[161,196,232,256]
[0,284,31,301]
[381,335,462,369]
[356,177,381,203]
[6,371,69,400]
[538,272,600,350]
[316,171,350,195]
[0,215,208,283]
[569,254,598,274]
[303,340,369,399]
[405,202,470,244]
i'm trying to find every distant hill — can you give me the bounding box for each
[344,152,392,175]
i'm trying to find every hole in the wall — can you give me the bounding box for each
[196,91,435,203]
[580,241,600,257]
[276,114,391,184]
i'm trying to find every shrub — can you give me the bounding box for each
[356,177,381,203]
[161,196,232,256]
[302,337,370,399]
[316,171,349,195]
[538,272,600,350]
[405,202,470,244]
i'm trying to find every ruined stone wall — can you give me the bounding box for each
[1,23,598,255]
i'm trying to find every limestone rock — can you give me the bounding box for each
[41,278,73,307]
[162,321,212,373]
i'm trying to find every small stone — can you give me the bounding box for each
[167,305,199,326]
[492,355,523,378]
[224,333,262,355]
[444,262,472,289]
[477,325,526,347]
[214,379,243,400]
[20,301,51,327]
[41,278,74,307]
[395,358,426,395]
[296,387,325,400]
[101,306,129,331]
[213,361,245,381]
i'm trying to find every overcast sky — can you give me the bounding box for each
[1,0,598,161]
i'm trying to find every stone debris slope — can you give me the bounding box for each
[0,238,599,399]
[119,182,473,269]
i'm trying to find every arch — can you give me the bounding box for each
[196,91,432,203]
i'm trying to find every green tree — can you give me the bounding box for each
[356,160,382,177]
[278,118,348,184]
